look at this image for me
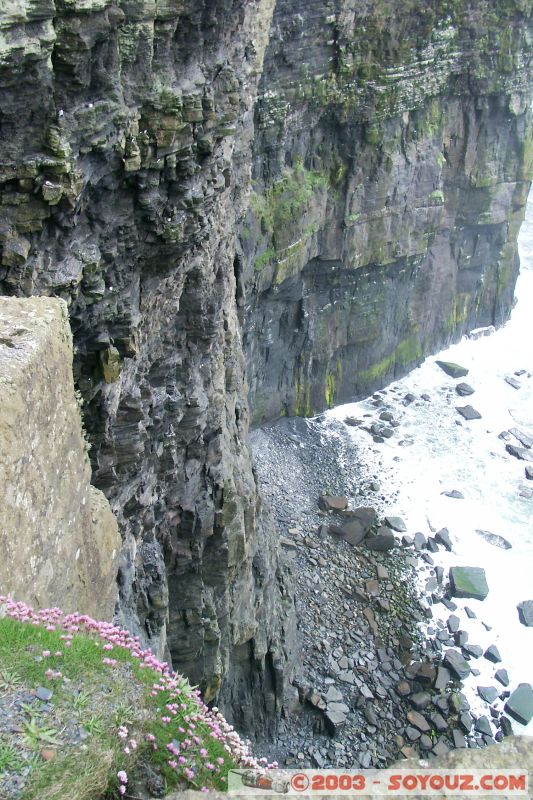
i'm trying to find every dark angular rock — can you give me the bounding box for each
[474,715,493,736]
[449,566,489,600]
[410,692,431,711]
[475,529,512,550]
[499,716,514,737]
[434,665,451,691]
[429,712,448,733]
[458,711,473,733]
[435,528,453,550]
[509,428,533,449]
[443,649,471,680]
[456,405,482,420]
[419,734,433,750]
[483,645,502,664]
[506,443,533,462]
[338,521,367,546]
[384,516,407,533]
[462,643,483,659]
[477,686,499,704]
[517,600,533,627]
[319,495,348,512]
[456,383,474,396]
[447,614,460,633]
[436,361,469,378]
[505,683,533,725]
[404,725,421,741]
[495,669,510,687]
[364,527,395,551]
[324,710,347,736]
[452,729,466,748]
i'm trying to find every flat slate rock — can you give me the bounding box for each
[505,375,521,390]
[456,382,474,396]
[477,686,499,704]
[475,529,512,550]
[436,360,469,378]
[484,645,502,664]
[517,600,533,627]
[506,443,533,462]
[495,669,510,687]
[456,404,482,420]
[474,715,493,736]
[384,515,407,532]
[442,489,464,499]
[452,729,466,748]
[319,495,348,511]
[509,428,533,449]
[350,506,379,530]
[505,683,533,725]
[449,566,489,600]
[338,520,367,547]
[443,649,471,680]
[436,527,453,550]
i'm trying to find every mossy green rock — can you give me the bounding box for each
[449,566,489,600]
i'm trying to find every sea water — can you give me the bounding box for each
[326,194,533,735]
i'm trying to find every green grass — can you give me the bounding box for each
[0,611,243,799]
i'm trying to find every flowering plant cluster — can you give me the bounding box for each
[0,597,277,796]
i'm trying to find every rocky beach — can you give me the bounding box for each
[250,196,533,767]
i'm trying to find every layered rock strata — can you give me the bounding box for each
[243,0,533,422]
[0,296,120,620]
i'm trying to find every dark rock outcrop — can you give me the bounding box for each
[0,0,532,736]
[242,1,533,422]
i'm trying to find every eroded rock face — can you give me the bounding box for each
[0,0,295,735]
[242,0,533,422]
[0,0,531,735]
[0,297,120,621]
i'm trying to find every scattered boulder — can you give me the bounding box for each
[495,669,510,687]
[442,489,464,499]
[324,709,347,736]
[456,383,474,396]
[505,375,521,390]
[364,527,395,551]
[409,692,431,711]
[475,529,512,550]
[319,495,348,512]
[337,521,367,547]
[443,649,471,680]
[506,443,533,462]
[436,360,469,378]
[509,428,533,449]
[406,710,430,732]
[449,566,489,600]
[505,684,533,726]
[344,417,362,427]
[435,528,453,551]
[384,515,407,532]
[474,716,493,736]
[477,686,499,704]
[483,645,502,664]
[526,466,533,480]
[517,600,533,627]
[434,665,451,691]
[456,405,482,420]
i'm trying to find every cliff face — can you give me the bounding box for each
[243,0,533,422]
[0,297,120,620]
[0,0,531,735]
